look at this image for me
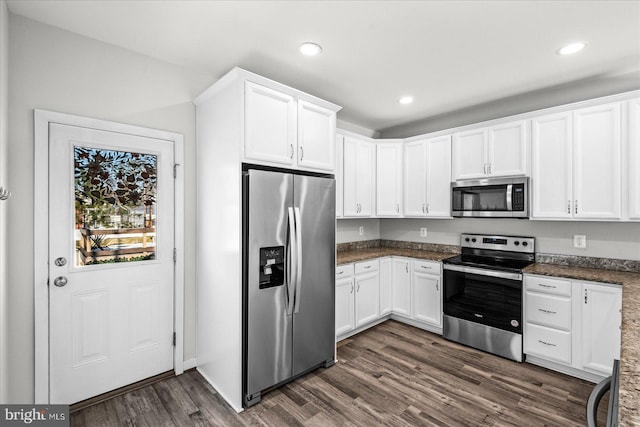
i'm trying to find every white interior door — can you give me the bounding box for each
[48,123,175,404]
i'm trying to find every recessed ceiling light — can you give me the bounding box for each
[399,96,414,105]
[299,42,322,56]
[557,42,586,55]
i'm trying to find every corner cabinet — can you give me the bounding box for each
[244,80,338,172]
[531,102,622,220]
[452,120,528,180]
[343,136,375,217]
[403,136,452,217]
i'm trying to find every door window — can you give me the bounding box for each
[74,147,157,267]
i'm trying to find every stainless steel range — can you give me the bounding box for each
[442,233,535,362]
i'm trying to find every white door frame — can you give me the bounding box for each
[33,109,185,403]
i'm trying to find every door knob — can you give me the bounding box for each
[53,276,68,287]
[54,257,67,267]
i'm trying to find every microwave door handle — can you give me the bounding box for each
[506,184,513,211]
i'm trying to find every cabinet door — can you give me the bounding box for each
[403,140,427,216]
[392,258,411,316]
[452,128,487,180]
[579,283,622,375]
[244,81,296,166]
[412,271,441,326]
[335,276,355,337]
[488,120,528,177]
[355,271,380,327]
[629,99,640,219]
[425,135,452,217]
[343,137,374,217]
[335,135,344,218]
[297,100,335,172]
[573,103,622,219]
[376,143,403,216]
[379,258,392,316]
[531,112,573,219]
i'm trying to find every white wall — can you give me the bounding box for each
[380,218,640,260]
[7,14,213,402]
[0,0,9,405]
[337,218,380,244]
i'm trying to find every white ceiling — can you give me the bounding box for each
[7,0,640,133]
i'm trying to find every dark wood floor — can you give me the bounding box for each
[71,320,607,426]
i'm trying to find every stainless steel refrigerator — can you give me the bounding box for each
[242,167,336,407]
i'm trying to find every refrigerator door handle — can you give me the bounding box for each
[286,207,297,316]
[293,207,303,313]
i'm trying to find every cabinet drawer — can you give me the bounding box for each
[525,323,571,365]
[525,292,571,330]
[336,264,354,278]
[412,260,440,274]
[355,259,379,275]
[525,275,571,296]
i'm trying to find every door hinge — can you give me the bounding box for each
[173,163,179,178]
[173,248,177,263]
[173,332,176,346]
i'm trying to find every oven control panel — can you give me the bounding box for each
[460,233,535,253]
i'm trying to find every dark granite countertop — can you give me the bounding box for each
[337,247,455,265]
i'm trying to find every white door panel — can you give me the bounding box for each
[49,124,174,404]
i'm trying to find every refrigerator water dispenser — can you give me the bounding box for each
[258,246,284,288]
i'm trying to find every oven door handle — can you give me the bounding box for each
[443,264,522,281]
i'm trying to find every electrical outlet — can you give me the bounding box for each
[420,227,427,237]
[573,235,587,249]
[359,226,364,236]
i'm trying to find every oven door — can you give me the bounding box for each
[443,264,522,334]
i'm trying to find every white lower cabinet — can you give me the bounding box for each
[335,264,355,336]
[392,258,411,316]
[411,260,442,327]
[524,274,622,379]
[337,256,444,341]
[580,282,622,376]
[379,257,392,316]
[354,260,380,327]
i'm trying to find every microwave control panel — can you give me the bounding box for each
[512,184,525,211]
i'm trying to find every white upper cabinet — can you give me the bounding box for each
[627,99,640,219]
[343,136,375,217]
[404,136,452,217]
[453,128,487,180]
[573,103,621,219]
[531,112,573,219]
[245,81,297,167]
[532,102,622,220]
[297,100,336,171]
[335,134,344,218]
[244,80,338,172]
[376,142,403,217]
[453,120,528,180]
[488,120,529,177]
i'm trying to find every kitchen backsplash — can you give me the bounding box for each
[337,239,640,273]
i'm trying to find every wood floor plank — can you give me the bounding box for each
[71,320,601,426]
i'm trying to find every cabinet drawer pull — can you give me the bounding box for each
[538,308,557,314]
[538,284,556,289]
[421,265,431,269]
[337,271,344,275]
[363,265,371,269]
[538,340,557,347]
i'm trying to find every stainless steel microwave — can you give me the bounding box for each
[451,177,529,218]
